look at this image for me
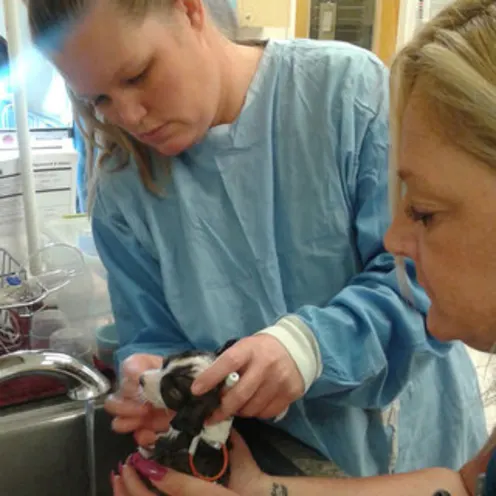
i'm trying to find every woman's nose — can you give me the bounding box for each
[112,94,147,128]
[384,210,417,260]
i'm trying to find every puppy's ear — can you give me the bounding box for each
[215,339,238,357]
[174,374,194,392]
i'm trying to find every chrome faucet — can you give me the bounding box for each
[0,349,111,400]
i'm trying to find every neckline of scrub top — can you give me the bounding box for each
[185,38,279,158]
[95,39,283,177]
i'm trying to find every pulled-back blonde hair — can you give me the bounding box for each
[389,0,496,455]
[389,0,496,215]
[389,0,496,301]
[26,0,238,198]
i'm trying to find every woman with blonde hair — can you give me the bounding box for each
[25,0,487,492]
[104,0,496,494]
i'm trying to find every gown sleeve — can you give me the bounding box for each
[91,185,192,368]
[260,55,451,409]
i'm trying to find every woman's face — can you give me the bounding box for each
[54,0,222,156]
[385,95,496,352]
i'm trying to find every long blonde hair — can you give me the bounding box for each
[390,0,496,452]
[26,0,238,197]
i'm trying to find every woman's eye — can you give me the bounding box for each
[127,68,147,85]
[93,95,109,107]
[406,205,435,227]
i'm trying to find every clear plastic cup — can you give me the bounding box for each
[49,327,93,364]
[30,309,70,350]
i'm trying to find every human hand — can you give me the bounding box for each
[460,441,493,495]
[104,353,172,446]
[191,334,305,423]
[111,430,267,496]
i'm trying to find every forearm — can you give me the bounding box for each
[257,468,469,496]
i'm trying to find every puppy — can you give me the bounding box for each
[128,340,238,495]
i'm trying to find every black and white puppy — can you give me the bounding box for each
[130,340,238,494]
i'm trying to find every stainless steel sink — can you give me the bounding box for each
[0,397,135,496]
[0,397,344,495]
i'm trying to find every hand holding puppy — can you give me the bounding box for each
[192,334,305,424]
[104,353,173,446]
[111,430,268,496]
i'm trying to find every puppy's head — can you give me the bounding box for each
[139,340,238,411]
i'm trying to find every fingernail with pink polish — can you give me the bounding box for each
[118,462,123,475]
[129,452,168,481]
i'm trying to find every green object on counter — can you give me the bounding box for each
[95,323,118,369]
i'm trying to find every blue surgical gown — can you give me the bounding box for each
[91,39,487,477]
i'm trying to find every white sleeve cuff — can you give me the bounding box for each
[256,314,323,393]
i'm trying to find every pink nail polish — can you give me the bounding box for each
[118,462,123,475]
[129,452,168,481]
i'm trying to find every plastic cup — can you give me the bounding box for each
[95,323,118,369]
[30,309,70,350]
[49,327,93,364]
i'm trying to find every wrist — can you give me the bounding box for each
[459,463,482,496]
[256,315,323,393]
[254,475,289,496]
[459,447,493,496]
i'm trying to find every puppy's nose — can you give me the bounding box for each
[138,375,145,388]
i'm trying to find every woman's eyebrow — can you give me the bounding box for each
[73,57,149,101]
[398,168,456,204]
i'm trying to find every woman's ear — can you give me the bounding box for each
[215,339,238,357]
[175,0,205,29]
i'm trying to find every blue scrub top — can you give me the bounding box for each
[91,39,487,477]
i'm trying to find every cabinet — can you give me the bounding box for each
[295,0,401,65]
[237,0,291,28]
[309,0,376,49]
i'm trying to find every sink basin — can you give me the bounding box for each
[0,398,135,496]
[0,397,342,495]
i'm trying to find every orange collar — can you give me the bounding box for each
[188,443,229,483]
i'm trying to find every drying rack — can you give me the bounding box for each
[0,247,26,289]
[0,246,65,404]
[1,247,35,315]
[0,247,44,355]
[0,243,84,355]
[0,246,114,407]
[0,248,26,354]
[0,245,75,315]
